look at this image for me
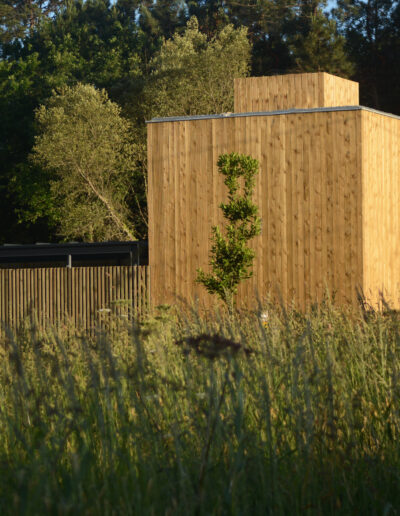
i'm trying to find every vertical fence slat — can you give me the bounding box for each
[54,268,59,327]
[0,265,150,333]
[81,268,85,330]
[0,271,3,329]
[127,266,132,318]
[75,268,80,328]
[12,270,16,328]
[88,267,93,334]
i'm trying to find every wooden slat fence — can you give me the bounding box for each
[0,266,150,332]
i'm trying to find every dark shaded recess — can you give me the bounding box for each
[0,240,148,268]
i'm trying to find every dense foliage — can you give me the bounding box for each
[32,83,137,241]
[0,0,399,243]
[1,304,400,513]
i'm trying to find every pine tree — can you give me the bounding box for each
[138,0,187,43]
[333,0,400,112]
[290,6,354,76]
[0,0,65,45]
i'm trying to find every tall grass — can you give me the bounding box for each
[1,302,400,515]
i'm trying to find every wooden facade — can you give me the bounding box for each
[234,73,359,113]
[148,73,400,310]
[361,111,400,307]
[0,266,150,331]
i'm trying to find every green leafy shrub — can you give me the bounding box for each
[196,152,261,305]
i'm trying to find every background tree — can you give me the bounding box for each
[333,0,400,112]
[187,0,229,37]
[116,16,251,243]
[289,5,353,76]
[0,0,146,243]
[0,0,66,48]
[197,152,261,306]
[32,83,137,242]
[138,0,187,43]
[141,16,251,119]
[220,0,297,75]
[0,0,397,245]
[210,0,353,76]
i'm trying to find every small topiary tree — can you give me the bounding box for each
[196,152,261,306]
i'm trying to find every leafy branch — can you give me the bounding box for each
[196,152,261,306]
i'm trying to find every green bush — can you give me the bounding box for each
[196,152,261,306]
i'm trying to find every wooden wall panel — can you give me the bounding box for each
[148,110,363,309]
[362,112,400,308]
[234,73,359,113]
[323,74,359,108]
[0,266,150,332]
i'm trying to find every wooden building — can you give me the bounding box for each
[147,72,400,309]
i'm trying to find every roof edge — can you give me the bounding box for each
[146,105,400,124]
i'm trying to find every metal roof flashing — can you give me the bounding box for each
[146,106,400,124]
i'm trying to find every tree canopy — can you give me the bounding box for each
[0,0,398,244]
[145,16,250,118]
[32,83,137,241]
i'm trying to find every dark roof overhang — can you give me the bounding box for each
[0,241,147,262]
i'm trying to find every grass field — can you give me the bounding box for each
[0,301,399,515]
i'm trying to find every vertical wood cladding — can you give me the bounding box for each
[234,73,359,113]
[0,266,150,332]
[148,109,366,309]
[361,111,400,308]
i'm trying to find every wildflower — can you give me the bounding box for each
[260,310,269,328]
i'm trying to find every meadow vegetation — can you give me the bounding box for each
[0,302,400,514]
